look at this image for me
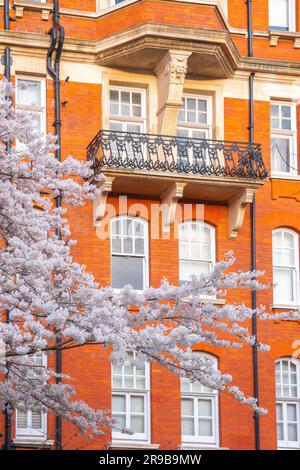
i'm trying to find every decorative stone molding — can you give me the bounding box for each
[12,1,53,21]
[93,177,115,227]
[160,182,186,234]
[155,50,191,136]
[228,188,254,239]
[1,27,300,77]
[294,37,300,49]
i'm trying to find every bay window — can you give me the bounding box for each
[276,358,300,449]
[112,352,150,442]
[272,228,299,306]
[110,216,148,290]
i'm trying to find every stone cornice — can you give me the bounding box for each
[1,27,300,77]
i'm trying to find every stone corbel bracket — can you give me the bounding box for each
[13,1,53,21]
[269,34,280,47]
[155,50,192,136]
[228,188,254,239]
[93,177,115,228]
[161,182,186,234]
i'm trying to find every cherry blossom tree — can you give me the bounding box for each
[0,80,297,438]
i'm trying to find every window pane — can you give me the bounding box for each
[31,410,42,430]
[124,376,134,388]
[17,410,28,429]
[288,423,298,441]
[112,376,122,388]
[281,105,291,118]
[132,92,141,105]
[269,0,289,30]
[277,422,284,441]
[180,379,190,393]
[198,399,212,417]
[271,137,291,173]
[179,260,210,283]
[131,396,144,413]
[287,403,297,421]
[271,104,279,117]
[198,418,213,436]
[18,80,41,106]
[136,377,146,389]
[110,90,119,115]
[273,267,294,303]
[111,256,144,290]
[112,237,122,253]
[198,99,207,112]
[112,395,126,412]
[181,398,194,416]
[276,403,283,421]
[187,98,196,110]
[182,417,194,435]
[113,414,126,431]
[135,238,144,255]
[123,237,133,254]
[131,415,144,433]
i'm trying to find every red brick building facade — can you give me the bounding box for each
[1,0,300,451]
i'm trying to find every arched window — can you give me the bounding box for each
[275,358,300,448]
[181,353,219,446]
[179,222,215,285]
[110,216,148,290]
[272,229,299,306]
[112,353,150,443]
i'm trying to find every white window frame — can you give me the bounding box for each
[181,353,219,446]
[112,353,151,443]
[276,358,300,449]
[179,221,216,286]
[16,353,47,439]
[178,94,213,137]
[109,85,146,133]
[177,94,213,166]
[272,228,299,307]
[110,216,149,291]
[270,101,297,176]
[268,0,296,32]
[15,76,46,137]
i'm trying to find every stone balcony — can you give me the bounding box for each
[87,130,267,238]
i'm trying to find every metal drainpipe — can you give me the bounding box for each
[247,0,260,450]
[46,0,65,450]
[3,0,12,451]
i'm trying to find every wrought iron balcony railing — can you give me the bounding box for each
[87,130,267,180]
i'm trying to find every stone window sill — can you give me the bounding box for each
[179,444,229,450]
[270,174,300,181]
[110,441,160,450]
[269,30,300,48]
[271,305,300,310]
[12,437,54,448]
